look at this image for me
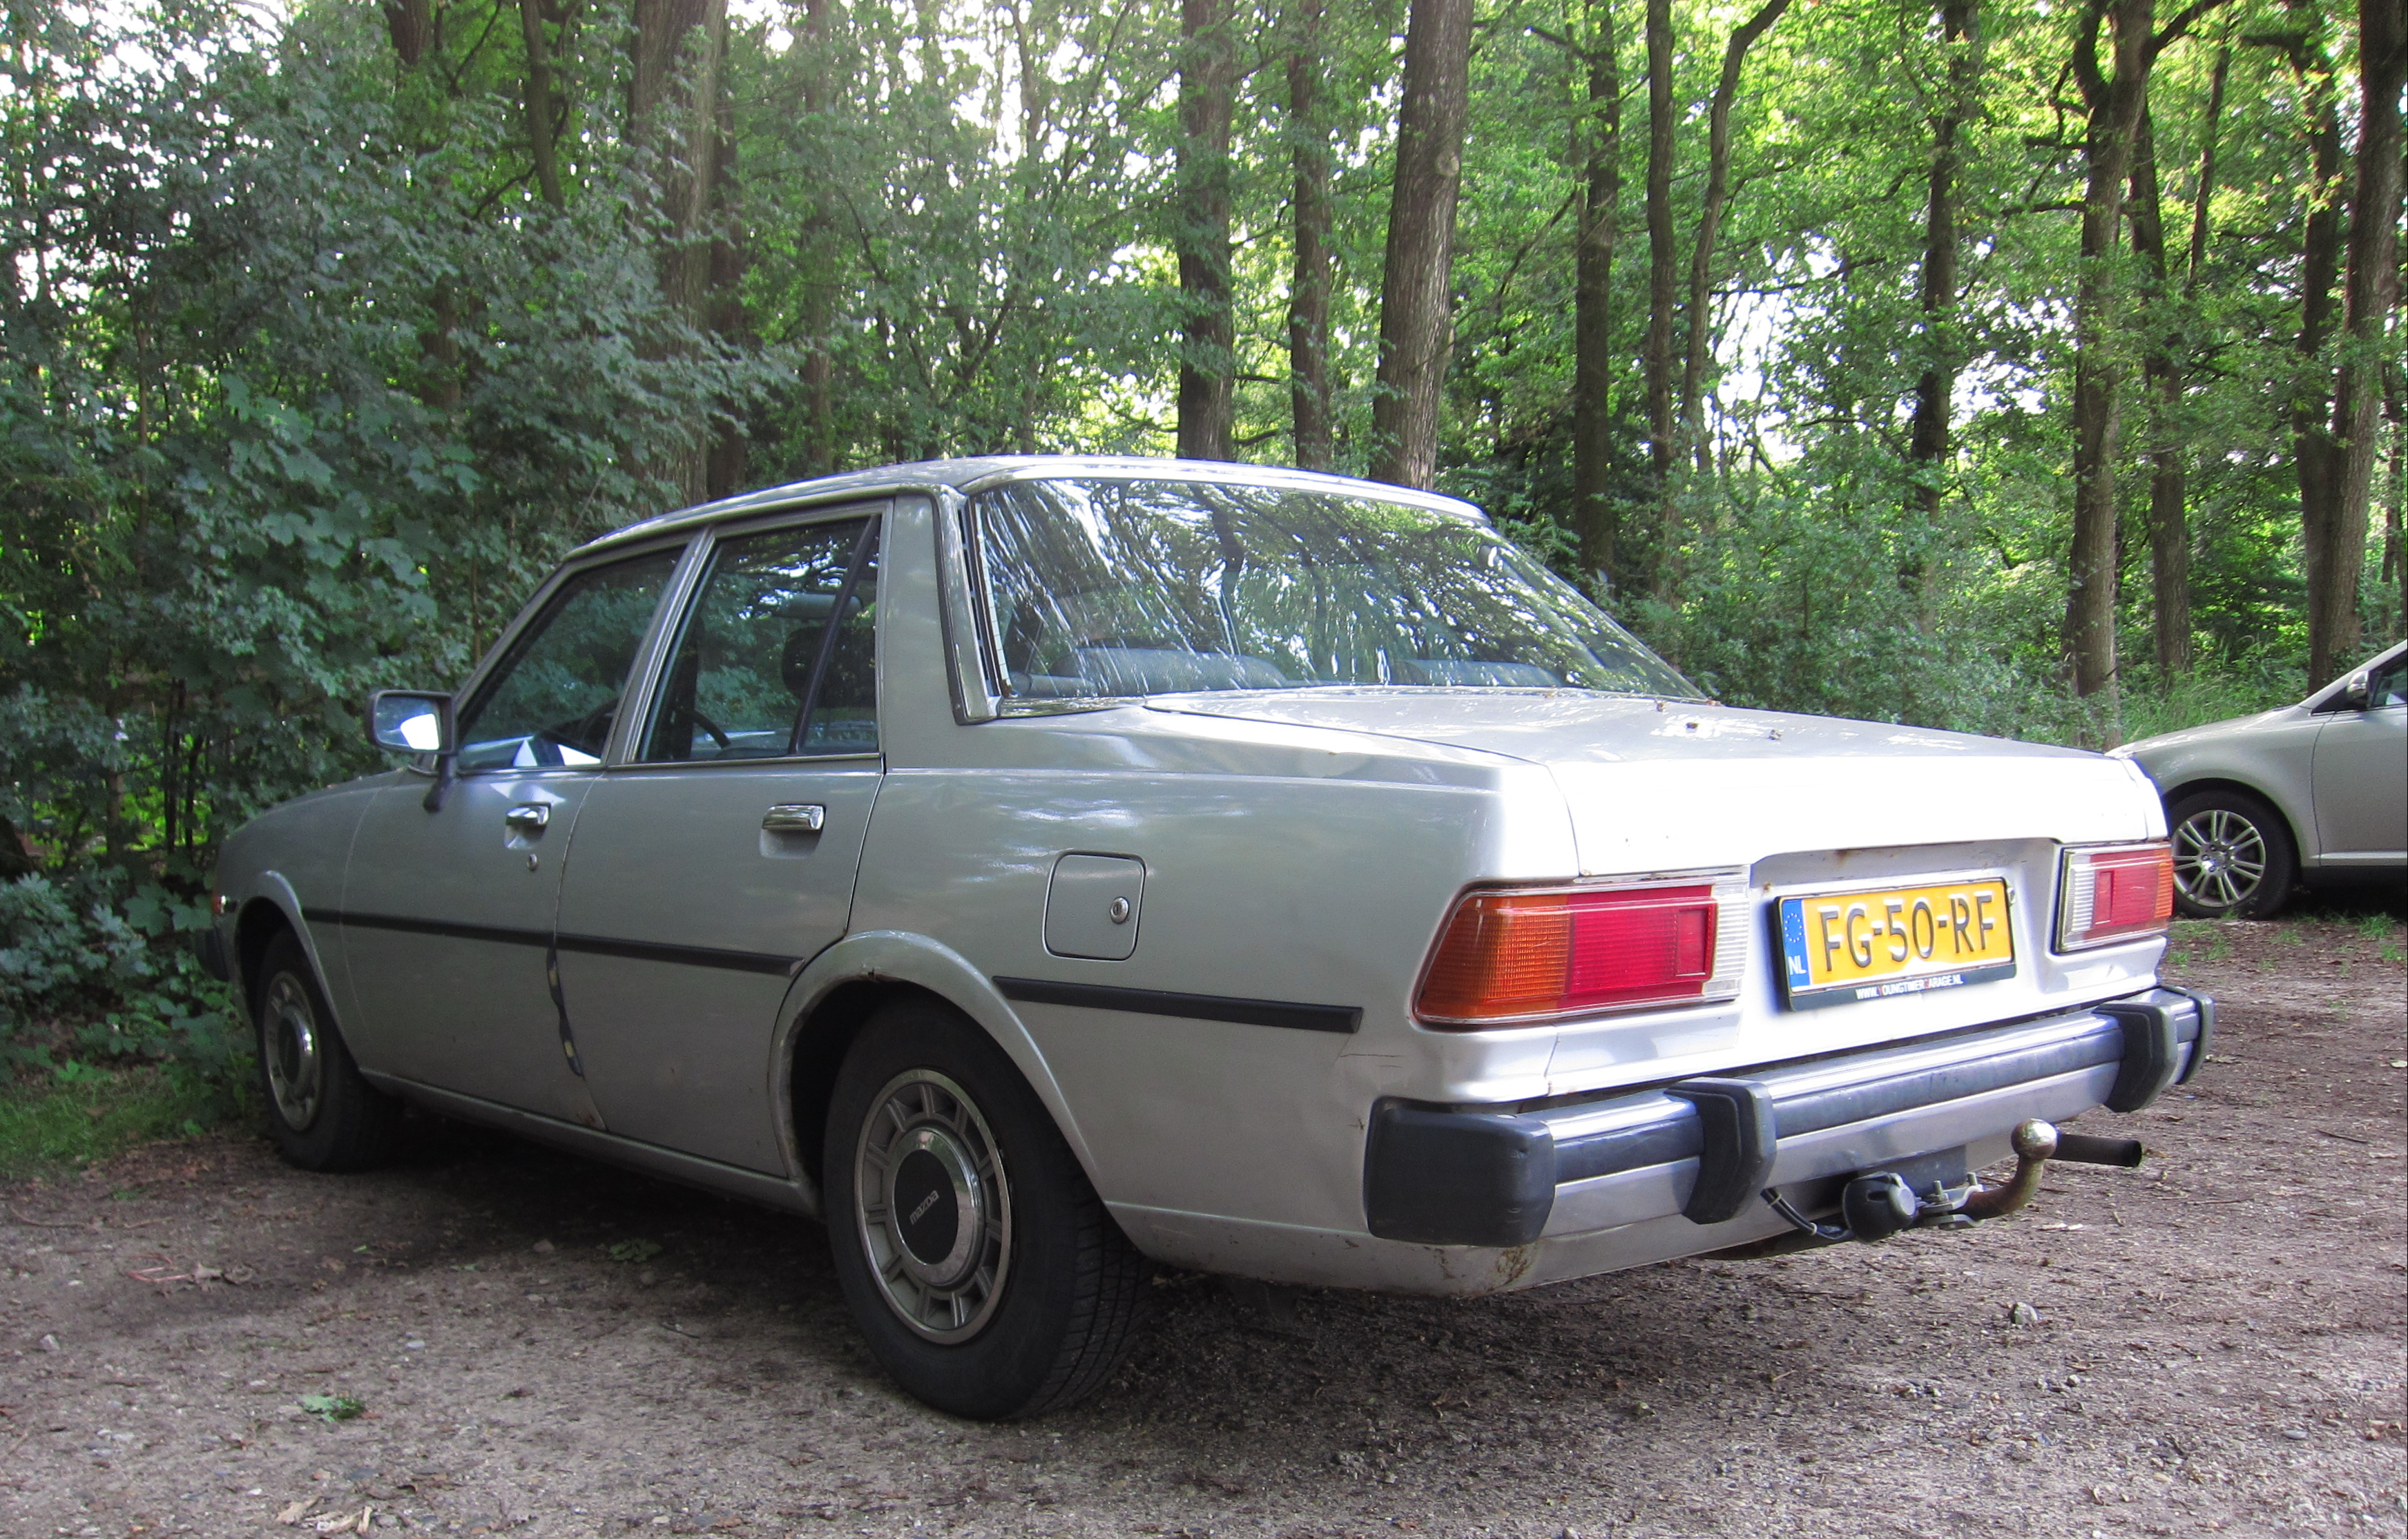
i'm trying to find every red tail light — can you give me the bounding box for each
[1416,875,1746,1028]
[2055,842,2175,951]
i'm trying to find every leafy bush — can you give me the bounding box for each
[0,872,242,1076]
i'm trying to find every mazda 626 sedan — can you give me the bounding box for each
[204,457,2211,1418]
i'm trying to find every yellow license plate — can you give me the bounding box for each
[1777,878,2016,1009]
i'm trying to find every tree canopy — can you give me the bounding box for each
[0,0,2400,1054]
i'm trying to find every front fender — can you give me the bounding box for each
[767,929,1088,1220]
[227,871,327,1021]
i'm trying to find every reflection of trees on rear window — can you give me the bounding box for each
[974,480,1700,701]
[456,552,679,771]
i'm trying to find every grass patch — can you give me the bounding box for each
[0,1061,253,1181]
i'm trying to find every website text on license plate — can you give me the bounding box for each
[1777,877,2015,1010]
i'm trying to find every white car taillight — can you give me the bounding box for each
[1415,871,1748,1028]
[2055,842,2175,951]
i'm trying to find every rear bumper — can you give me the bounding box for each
[1364,986,2212,1248]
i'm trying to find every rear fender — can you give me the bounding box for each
[769,929,1089,1221]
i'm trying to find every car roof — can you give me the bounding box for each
[570,455,1492,558]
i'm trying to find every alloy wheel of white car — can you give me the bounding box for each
[2166,789,2295,918]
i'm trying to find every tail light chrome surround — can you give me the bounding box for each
[1414,870,1749,1029]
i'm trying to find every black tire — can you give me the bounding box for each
[253,930,402,1171]
[822,998,1148,1419]
[2166,787,2297,920]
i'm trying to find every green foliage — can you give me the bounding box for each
[299,1394,367,1424]
[0,1059,249,1179]
[0,0,2398,1091]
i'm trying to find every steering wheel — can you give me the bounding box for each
[690,710,731,751]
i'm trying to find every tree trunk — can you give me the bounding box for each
[2387,367,2407,638]
[1369,0,1474,490]
[2062,0,2153,734]
[1674,0,1791,467]
[1286,0,1335,472]
[1570,0,1623,584]
[2251,22,2347,681]
[1177,0,1237,462]
[2129,110,2190,677]
[383,0,434,68]
[796,0,837,476]
[2318,0,2405,683]
[705,90,747,500]
[630,0,731,505]
[1901,0,1981,618]
[519,0,566,207]
[1639,0,1676,561]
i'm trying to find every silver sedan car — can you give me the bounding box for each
[2112,641,2407,918]
[204,458,2210,1418]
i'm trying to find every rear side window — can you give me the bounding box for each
[455,550,682,772]
[637,517,880,762]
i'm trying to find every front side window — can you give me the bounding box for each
[455,549,683,772]
[636,517,880,763]
[972,478,1700,703]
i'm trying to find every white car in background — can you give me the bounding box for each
[2113,641,2408,918]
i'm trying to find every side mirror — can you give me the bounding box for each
[2314,670,2371,715]
[368,690,455,754]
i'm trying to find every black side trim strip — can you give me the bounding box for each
[310,909,551,949]
[313,911,798,976]
[994,976,1362,1034]
[553,932,798,977]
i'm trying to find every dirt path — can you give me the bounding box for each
[6,915,2402,1539]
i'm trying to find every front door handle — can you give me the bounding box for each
[762,804,826,834]
[505,803,552,833]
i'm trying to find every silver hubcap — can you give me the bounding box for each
[2173,808,2267,910]
[261,972,324,1131]
[854,1069,1011,1344]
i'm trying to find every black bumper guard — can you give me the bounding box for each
[1363,987,2210,1248]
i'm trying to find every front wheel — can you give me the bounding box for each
[253,930,401,1171]
[822,999,1147,1419]
[2167,788,2297,920]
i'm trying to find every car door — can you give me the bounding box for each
[334,544,688,1123]
[2312,652,2408,861]
[552,509,885,1172]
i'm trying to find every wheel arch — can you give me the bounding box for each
[231,874,329,1011]
[771,931,1094,1217]
[2159,776,2304,858]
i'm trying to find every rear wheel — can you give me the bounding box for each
[822,998,1147,1419]
[253,931,401,1171]
[2167,788,2296,920]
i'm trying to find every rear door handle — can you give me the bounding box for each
[505,803,551,833]
[762,804,826,833]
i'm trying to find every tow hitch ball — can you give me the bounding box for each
[1761,1119,2144,1244]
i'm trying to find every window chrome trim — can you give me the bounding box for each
[950,461,1490,525]
[935,487,1005,724]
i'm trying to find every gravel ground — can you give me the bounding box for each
[5,911,2402,1539]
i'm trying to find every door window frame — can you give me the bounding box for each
[413,532,707,783]
[609,500,892,775]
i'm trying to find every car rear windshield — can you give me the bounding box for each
[972,478,1701,702]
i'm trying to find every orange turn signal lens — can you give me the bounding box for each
[2055,842,2174,951]
[1416,878,1743,1028]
